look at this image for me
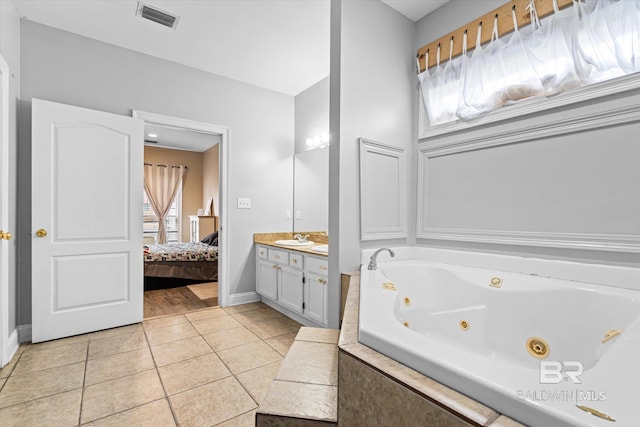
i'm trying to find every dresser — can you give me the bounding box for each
[189,215,218,243]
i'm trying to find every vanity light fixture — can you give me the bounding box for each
[147,133,158,138]
[305,133,330,149]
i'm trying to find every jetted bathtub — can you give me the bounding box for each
[359,248,640,427]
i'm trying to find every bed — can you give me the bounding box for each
[144,241,219,284]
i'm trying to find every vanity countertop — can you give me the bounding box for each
[254,232,328,257]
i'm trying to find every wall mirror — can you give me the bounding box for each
[293,146,329,233]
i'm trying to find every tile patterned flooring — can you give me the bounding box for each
[0,302,302,426]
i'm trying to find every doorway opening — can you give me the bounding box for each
[133,110,229,319]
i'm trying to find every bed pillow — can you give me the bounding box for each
[201,231,218,246]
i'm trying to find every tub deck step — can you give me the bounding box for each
[256,327,339,426]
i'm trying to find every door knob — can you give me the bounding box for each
[35,229,47,238]
[0,231,11,240]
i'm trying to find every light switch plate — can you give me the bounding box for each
[295,210,302,220]
[237,197,251,209]
[284,210,292,219]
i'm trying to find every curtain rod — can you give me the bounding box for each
[144,163,187,169]
[417,0,575,72]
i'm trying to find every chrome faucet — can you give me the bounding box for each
[294,234,309,243]
[367,248,395,270]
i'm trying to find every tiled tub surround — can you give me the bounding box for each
[352,247,640,427]
[257,327,339,426]
[339,273,523,427]
[0,302,302,426]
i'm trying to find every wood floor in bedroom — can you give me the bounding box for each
[144,284,218,318]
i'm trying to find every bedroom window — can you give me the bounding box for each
[143,188,181,243]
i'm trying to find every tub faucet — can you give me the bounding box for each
[294,234,309,243]
[367,248,395,270]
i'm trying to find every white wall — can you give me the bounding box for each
[0,0,20,336]
[18,21,295,324]
[329,0,415,327]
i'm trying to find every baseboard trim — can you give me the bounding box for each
[2,328,19,366]
[226,291,260,306]
[18,324,32,343]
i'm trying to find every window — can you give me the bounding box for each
[143,188,181,243]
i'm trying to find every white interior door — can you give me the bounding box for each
[32,99,143,343]
[0,54,10,363]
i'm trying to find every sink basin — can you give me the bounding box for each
[311,245,328,253]
[274,239,315,246]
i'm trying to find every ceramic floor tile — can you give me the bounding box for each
[231,308,285,325]
[245,317,301,340]
[202,326,260,351]
[258,381,337,422]
[0,389,81,427]
[185,307,229,322]
[223,302,267,314]
[88,331,148,359]
[82,398,176,427]
[12,341,87,375]
[85,347,155,386]
[0,354,18,380]
[90,323,143,340]
[145,322,199,346]
[159,353,231,395]
[295,327,340,344]
[235,361,281,404]
[191,315,241,335]
[150,335,213,367]
[143,314,188,331]
[81,369,165,423]
[217,340,282,374]
[0,362,85,408]
[275,341,338,386]
[170,376,257,427]
[264,332,297,356]
[25,334,89,353]
[215,410,256,427]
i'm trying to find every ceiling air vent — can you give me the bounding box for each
[136,2,180,29]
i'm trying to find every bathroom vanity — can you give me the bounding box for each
[254,233,329,327]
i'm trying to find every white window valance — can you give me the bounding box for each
[418,0,640,130]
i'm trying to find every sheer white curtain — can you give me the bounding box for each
[143,164,186,244]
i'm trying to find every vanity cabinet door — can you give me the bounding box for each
[304,272,327,325]
[278,265,304,314]
[257,259,278,301]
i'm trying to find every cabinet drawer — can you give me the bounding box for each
[305,256,328,275]
[257,245,268,260]
[269,249,289,264]
[289,253,304,269]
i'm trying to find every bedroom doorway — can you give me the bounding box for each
[133,110,229,318]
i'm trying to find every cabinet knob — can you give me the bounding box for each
[318,278,327,284]
[35,229,48,238]
[272,265,277,269]
[320,265,328,271]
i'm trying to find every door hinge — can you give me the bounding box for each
[302,276,305,284]
[302,302,306,309]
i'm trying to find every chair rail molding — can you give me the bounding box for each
[359,138,407,241]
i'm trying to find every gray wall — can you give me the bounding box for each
[18,20,295,325]
[328,0,415,327]
[414,0,640,267]
[0,0,20,336]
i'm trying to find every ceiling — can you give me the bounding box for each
[144,124,220,152]
[13,0,447,97]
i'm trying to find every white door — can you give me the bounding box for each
[0,54,10,364]
[32,99,143,343]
